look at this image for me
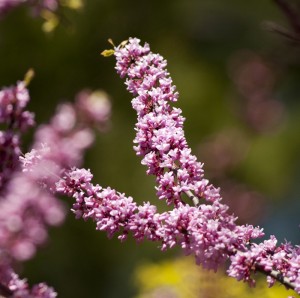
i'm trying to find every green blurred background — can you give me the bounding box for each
[1,1,300,297]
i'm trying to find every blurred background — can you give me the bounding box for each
[1,0,300,297]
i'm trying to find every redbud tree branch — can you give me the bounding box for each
[184,189,297,292]
[273,0,300,34]
[56,38,300,295]
[267,0,300,44]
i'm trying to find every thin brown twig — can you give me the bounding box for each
[273,0,300,35]
[263,20,300,43]
[256,265,296,290]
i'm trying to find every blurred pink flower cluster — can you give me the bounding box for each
[229,51,285,133]
[197,129,266,224]
[0,261,56,298]
[0,0,58,16]
[0,76,111,297]
[0,0,82,32]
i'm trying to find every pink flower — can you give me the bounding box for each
[0,262,57,297]
[110,38,300,293]
[0,0,59,16]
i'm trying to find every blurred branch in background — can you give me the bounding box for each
[274,0,300,34]
[265,0,300,44]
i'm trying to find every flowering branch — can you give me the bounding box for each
[56,37,300,295]
[1,39,298,296]
[57,166,299,293]
[0,262,56,298]
[56,167,263,271]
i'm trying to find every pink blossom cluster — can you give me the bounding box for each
[0,173,65,261]
[56,164,300,292]
[56,167,263,272]
[0,79,61,296]
[112,38,300,292]
[0,0,25,15]
[0,0,58,16]
[21,89,110,190]
[113,38,300,293]
[229,236,300,292]
[228,51,285,133]
[0,78,111,296]
[1,37,299,296]
[0,81,34,132]
[0,262,56,297]
[0,81,34,190]
[115,38,206,206]
[75,89,111,131]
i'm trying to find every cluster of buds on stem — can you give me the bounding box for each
[57,37,300,296]
[1,38,299,297]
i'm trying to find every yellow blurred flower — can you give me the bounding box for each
[134,257,298,298]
